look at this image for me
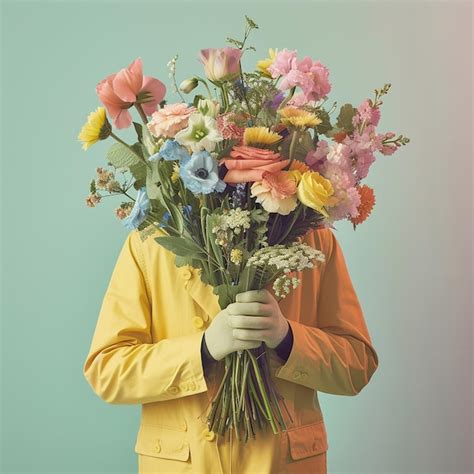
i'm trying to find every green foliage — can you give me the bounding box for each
[106,142,142,168]
[314,109,333,136]
[154,236,205,259]
[279,130,313,161]
[336,104,357,134]
[89,179,96,194]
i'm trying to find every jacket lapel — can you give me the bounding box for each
[179,265,222,321]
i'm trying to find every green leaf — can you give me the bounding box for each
[315,109,333,135]
[106,142,141,169]
[336,104,357,134]
[226,37,243,48]
[129,161,147,182]
[89,179,96,193]
[132,121,143,142]
[280,130,313,162]
[141,125,156,156]
[245,15,259,29]
[145,160,161,200]
[155,236,205,258]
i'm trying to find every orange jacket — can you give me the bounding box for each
[83,225,379,473]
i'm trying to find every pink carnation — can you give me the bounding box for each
[147,103,196,138]
[267,49,298,77]
[305,140,329,171]
[279,56,331,103]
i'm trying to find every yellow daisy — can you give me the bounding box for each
[77,107,111,150]
[243,126,282,147]
[279,106,322,129]
[256,48,278,77]
[171,162,180,183]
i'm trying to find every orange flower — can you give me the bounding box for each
[350,184,375,228]
[289,160,309,173]
[219,145,290,183]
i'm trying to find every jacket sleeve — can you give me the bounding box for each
[274,229,379,396]
[82,229,211,405]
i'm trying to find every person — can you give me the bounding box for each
[83,224,379,474]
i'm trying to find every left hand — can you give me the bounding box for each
[226,289,290,350]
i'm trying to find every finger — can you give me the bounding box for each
[228,315,272,330]
[232,328,269,341]
[235,289,272,304]
[236,340,262,350]
[227,301,271,316]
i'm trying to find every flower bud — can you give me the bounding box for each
[179,78,199,94]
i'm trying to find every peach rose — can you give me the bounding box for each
[219,145,290,183]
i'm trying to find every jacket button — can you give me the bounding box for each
[300,372,308,380]
[293,370,301,379]
[192,316,205,329]
[167,385,179,394]
[188,381,196,391]
[182,269,192,280]
[202,428,216,441]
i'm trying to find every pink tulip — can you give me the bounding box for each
[198,47,242,83]
[96,57,166,129]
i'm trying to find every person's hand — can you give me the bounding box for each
[227,289,290,350]
[204,305,262,361]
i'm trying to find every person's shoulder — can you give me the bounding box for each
[303,224,334,255]
[127,224,167,258]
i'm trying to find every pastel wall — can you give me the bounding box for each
[1,1,472,473]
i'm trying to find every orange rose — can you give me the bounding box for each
[219,145,290,183]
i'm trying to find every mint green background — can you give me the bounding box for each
[1,1,472,473]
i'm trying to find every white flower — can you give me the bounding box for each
[174,113,223,153]
[197,98,220,118]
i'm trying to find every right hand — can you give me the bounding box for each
[204,305,262,361]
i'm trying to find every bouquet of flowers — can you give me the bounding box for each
[78,16,409,442]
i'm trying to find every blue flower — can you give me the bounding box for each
[122,187,150,230]
[179,150,227,195]
[149,139,191,162]
[158,211,171,228]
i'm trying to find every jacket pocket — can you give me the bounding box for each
[134,423,190,462]
[286,420,328,460]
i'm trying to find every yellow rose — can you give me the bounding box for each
[296,171,334,217]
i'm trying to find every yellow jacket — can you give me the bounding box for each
[83,225,379,474]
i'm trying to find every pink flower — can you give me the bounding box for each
[198,47,242,82]
[267,49,298,77]
[305,140,329,171]
[352,99,381,128]
[147,103,196,138]
[216,112,247,142]
[280,56,331,102]
[219,145,290,183]
[96,57,166,129]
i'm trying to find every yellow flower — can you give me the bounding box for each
[77,107,111,150]
[256,48,278,77]
[287,169,303,185]
[296,171,334,217]
[279,106,322,129]
[171,162,180,183]
[243,126,282,147]
[230,248,243,265]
